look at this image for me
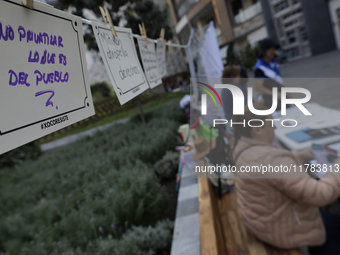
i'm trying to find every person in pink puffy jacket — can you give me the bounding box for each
[232,104,340,255]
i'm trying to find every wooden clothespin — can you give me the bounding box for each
[138,24,143,35]
[139,22,148,44]
[159,28,165,45]
[176,39,181,51]
[99,6,117,37]
[21,0,34,9]
[168,40,173,54]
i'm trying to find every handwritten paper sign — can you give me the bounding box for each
[0,0,95,155]
[164,49,187,78]
[174,48,188,74]
[166,52,176,77]
[91,20,148,105]
[137,37,162,89]
[156,41,167,78]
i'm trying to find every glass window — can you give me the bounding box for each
[284,18,298,28]
[286,30,296,43]
[282,8,302,19]
[293,8,302,15]
[231,0,243,16]
[299,26,308,41]
[277,19,283,37]
[287,47,300,58]
[283,13,290,20]
[337,8,340,30]
[274,0,289,13]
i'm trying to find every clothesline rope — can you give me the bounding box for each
[81,18,188,49]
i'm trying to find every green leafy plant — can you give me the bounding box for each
[54,0,173,52]
[90,81,112,100]
[85,219,173,255]
[154,151,180,181]
[0,98,185,254]
[0,141,41,169]
[240,44,261,70]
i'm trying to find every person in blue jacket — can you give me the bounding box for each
[254,38,286,111]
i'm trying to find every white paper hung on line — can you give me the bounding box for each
[156,40,167,78]
[174,47,188,74]
[165,51,176,77]
[91,20,149,105]
[0,0,95,155]
[137,37,162,89]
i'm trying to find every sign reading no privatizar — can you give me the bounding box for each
[91,20,149,105]
[137,37,162,89]
[156,41,167,78]
[0,0,95,155]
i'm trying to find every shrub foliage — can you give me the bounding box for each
[0,99,186,254]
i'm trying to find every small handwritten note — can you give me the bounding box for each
[0,0,94,155]
[164,48,187,78]
[174,48,188,74]
[166,51,176,77]
[156,41,167,78]
[91,21,149,105]
[137,38,162,89]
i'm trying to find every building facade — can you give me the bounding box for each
[168,0,339,61]
[261,0,337,60]
[167,0,268,61]
[260,0,311,60]
[328,0,340,49]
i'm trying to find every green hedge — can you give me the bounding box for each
[0,98,186,254]
[85,219,173,255]
[90,82,112,99]
[0,141,41,169]
[154,151,180,181]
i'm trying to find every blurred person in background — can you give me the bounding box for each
[234,60,249,87]
[221,65,247,121]
[232,103,340,255]
[178,80,185,91]
[254,38,287,111]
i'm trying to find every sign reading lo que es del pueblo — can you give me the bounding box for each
[91,20,149,105]
[0,0,95,155]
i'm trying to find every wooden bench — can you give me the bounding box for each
[197,159,304,255]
